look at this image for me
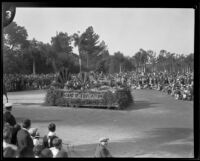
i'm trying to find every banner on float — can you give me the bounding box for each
[64,91,104,100]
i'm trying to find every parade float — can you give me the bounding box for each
[45,68,134,110]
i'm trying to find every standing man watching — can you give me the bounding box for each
[17,119,34,157]
[94,137,112,158]
[3,103,16,127]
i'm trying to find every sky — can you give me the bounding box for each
[13,8,194,57]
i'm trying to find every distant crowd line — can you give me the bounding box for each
[114,71,194,101]
[3,74,57,92]
[3,71,193,101]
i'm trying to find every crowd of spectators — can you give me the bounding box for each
[3,103,70,158]
[64,71,193,101]
[3,71,193,101]
[3,103,112,158]
[3,74,57,92]
[122,71,193,101]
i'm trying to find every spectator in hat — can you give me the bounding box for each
[3,125,18,158]
[94,137,112,158]
[40,148,53,158]
[43,123,58,148]
[3,103,16,127]
[50,138,63,157]
[16,119,34,157]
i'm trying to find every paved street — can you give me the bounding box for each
[3,89,193,157]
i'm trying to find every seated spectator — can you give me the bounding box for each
[50,138,63,158]
[94,137,112,158]
[43,123,58,148]
[33,144,44,158]
[3,126,18,158]
[40,148,53,158]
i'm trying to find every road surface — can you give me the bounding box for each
[3,89,193,158]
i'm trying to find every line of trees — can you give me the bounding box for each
[3,21,193,75]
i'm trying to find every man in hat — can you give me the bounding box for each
[17,119,34,157]
[94,137,112,158]
[3,103,16,127]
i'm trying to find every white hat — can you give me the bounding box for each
[99,137,109,143]
[28,128,38,137]
[5,103,12,108]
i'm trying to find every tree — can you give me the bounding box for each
[3,21,30,74]
[72,26,106,72]
[133,52,141,72]
[157,50,168,72]
[3,21,29,50]
[147,50,157,72]
[123,57,135,72]
[25,39,43,74]
[45,32,73,73]
[139,49,149,73]
[113,51,125,73]
[133,49,149,73]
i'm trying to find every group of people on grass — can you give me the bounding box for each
[3,71,193,102]
[3,102,112,158]
[3,74,57,92]
[64,71,193,101]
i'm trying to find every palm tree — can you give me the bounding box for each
[44,43,58,73]
[73,27,106,72]
[147,50,157,72]
[139,49,149,73]
[28,38,42,75]
[184,53,193,73]
[73,32,85,73]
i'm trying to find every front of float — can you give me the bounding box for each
[45,68,134,110]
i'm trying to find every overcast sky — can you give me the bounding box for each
[14,8,194,56]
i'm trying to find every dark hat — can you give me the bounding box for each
[52,138,62,147]
[48,123,56,132]
[22,119,31,129]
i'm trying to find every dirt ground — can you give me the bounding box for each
[3,89,194,158]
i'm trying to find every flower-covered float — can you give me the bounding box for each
[45,68,134,110]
